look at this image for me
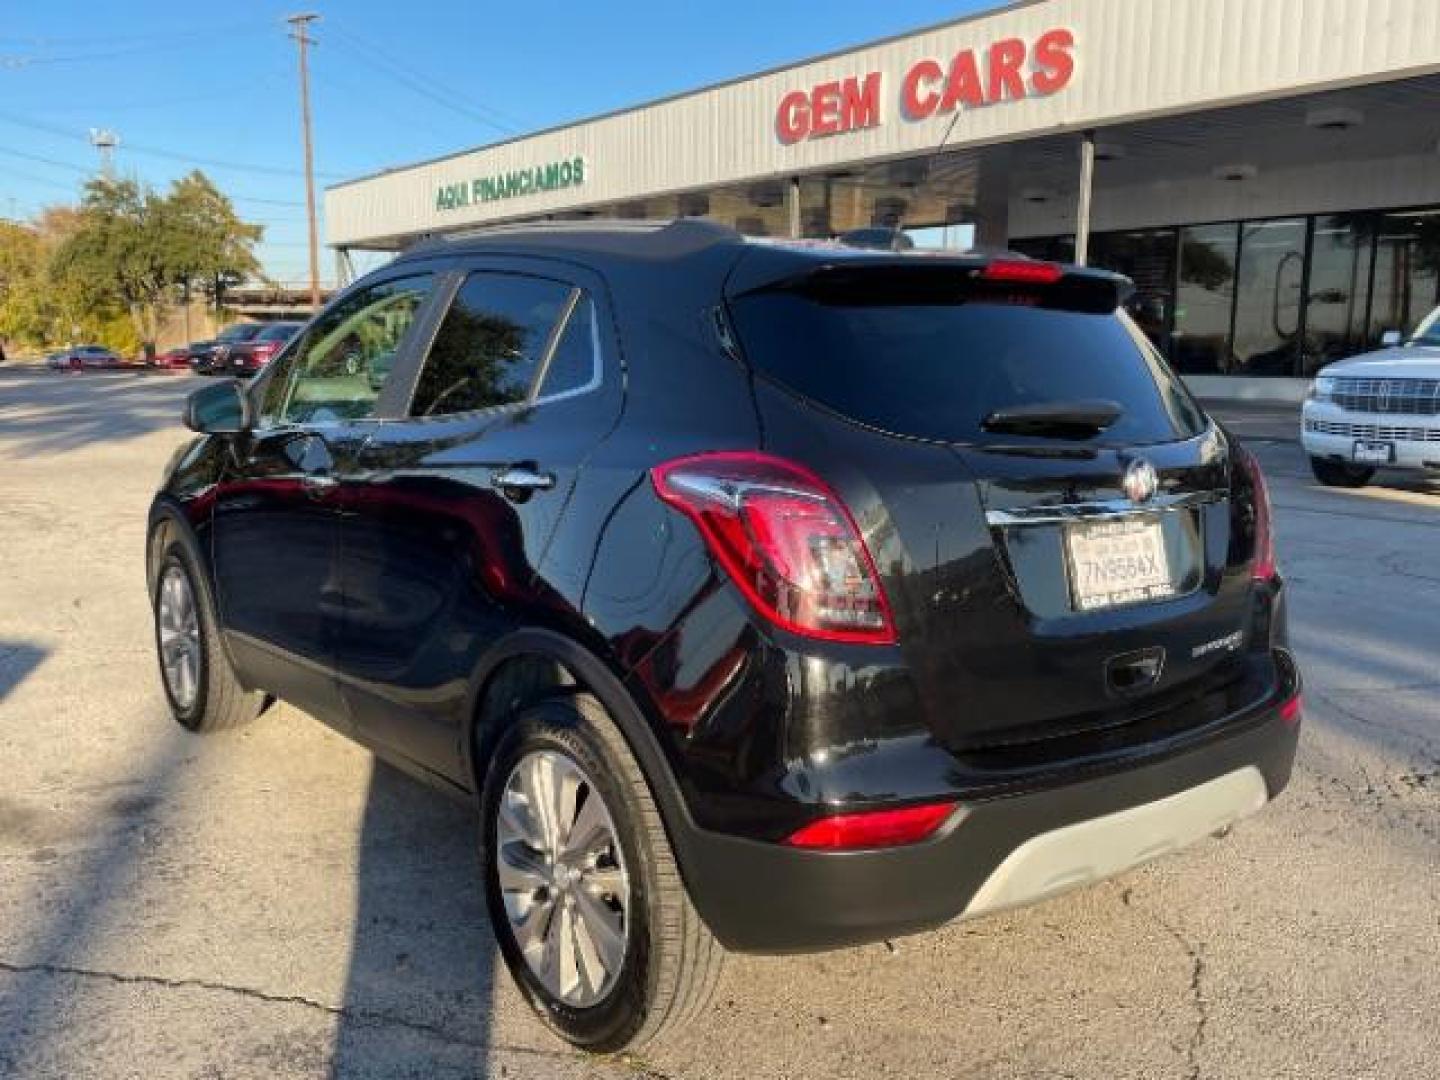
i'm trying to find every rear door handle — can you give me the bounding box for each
[492,466,555,493]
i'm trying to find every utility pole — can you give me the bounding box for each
[288,13,321,310]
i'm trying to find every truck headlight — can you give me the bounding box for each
[1308,376,1336,401]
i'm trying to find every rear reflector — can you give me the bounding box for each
[651,452,896,645]
[981,259,1065,284]
[1279,694,1303,726]
[785,802,959,850]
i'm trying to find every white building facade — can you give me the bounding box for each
[326,0,1440,396]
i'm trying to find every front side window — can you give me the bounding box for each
[409,272,586,417]
[257,275,433,426]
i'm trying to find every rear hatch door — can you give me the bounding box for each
[726,253,1257,752]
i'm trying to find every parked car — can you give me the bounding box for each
[47,345,121,370]
[192,323,266,374]
[1302,306,1440,486]
[149,348,192,370]
[147,220,1301,1052]
[222,321,304,376]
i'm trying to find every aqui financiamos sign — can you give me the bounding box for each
[436,156,588,212]
[775,28,1075,144]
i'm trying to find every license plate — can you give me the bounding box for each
[1065,517,1176,612]
[1352,440,1393,465]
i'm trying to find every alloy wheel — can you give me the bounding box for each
[495,749,630,1007]
[157,565,201,710]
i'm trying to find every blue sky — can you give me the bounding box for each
[0,1,999,284]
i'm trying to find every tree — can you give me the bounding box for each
[47,171,264,352]
[159,171,263,328]
[51,177,169,346]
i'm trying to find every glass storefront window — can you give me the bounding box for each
[1231,219,1306,376]
[1302,214,1373,375]
[1089,228,1177,353]
[1172,223,1239,375]
[1368,209,1440,346]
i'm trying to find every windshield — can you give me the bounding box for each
[1407,306,1440,346]
[257,323,300,342]
[728,272,1206,447]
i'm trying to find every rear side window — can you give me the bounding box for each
[410,272,579,417]
[728,268,1205,446]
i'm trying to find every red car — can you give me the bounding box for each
[222,321,304,376]
[150,348,192,370]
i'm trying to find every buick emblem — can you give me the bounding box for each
[1123,458,1159,504]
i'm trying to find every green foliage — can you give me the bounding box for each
[2,171,264,351]
[161,171,264,305]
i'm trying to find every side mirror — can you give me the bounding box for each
[183,379,252,434]
[1380,329,1403,348]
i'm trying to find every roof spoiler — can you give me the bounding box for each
[729,256,1134,313]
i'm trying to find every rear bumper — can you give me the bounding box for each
[674,653,1300,954]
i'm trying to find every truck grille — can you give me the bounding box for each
[1332,377,1440,415]
[1306,419,1440,442]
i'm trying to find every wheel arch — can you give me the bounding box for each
[462,629,698,858]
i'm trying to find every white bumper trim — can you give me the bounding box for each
[961,767,1269,920]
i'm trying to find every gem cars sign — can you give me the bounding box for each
[775,28,1075,144]
[435,155,588,212]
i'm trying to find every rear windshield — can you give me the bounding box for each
[218,324,263,342]
[728,272,1205,446]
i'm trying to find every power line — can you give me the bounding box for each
[27,75,289,116]
[325,25,522,135]
[0,20,274,49]
[0,107,344,180]
[0,162,76,192]
[0,144,311,214]
[0,21,273,68]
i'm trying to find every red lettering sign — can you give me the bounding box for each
[1031,28,1075,95]
[777,73,885,143]
[776,28,1075,144]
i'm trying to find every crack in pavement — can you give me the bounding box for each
[1118,888,1207,1080]
[0,958,594,1069]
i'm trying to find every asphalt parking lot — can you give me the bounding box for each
[1,369,1436,1080]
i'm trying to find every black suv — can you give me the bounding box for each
[148,220,1301,1051]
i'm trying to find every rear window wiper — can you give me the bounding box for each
[981,399,1123,438]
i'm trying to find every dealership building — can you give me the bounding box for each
[324,0,1440,398]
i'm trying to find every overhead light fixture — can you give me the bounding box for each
[1093,142,1126,162]
[1212,163,1259,182]
[1306,106,1364,132]
[1019,187,1050,204]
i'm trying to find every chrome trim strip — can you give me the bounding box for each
[985,489,1227,526]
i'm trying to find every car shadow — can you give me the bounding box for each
[0,640,47,705]
[328,759,507,1077]
[0,370,197,457]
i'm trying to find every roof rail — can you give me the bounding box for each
[405,216,741,256]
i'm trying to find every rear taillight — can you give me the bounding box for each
[784,801,959,850]
[1238,447,1277,581]
[650,452,897,645]
[981,259,1064,284]
[1279,693,1303,726]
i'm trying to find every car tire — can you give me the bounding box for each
[480,693,723,1052]
[152,544,265,733]
[1309,457,1374,488]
